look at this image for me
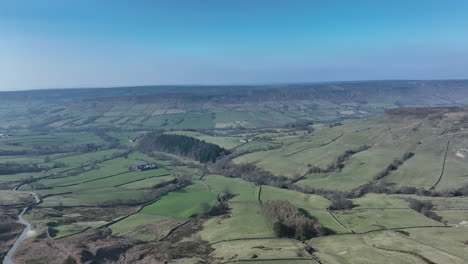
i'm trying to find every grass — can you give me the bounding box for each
[33,159,131,187]
[332,208,444,233]
[120,175,175,189]
[210,238,312,261]
[199,203,274,242]
[48,149,124,167]
[54,221,107,238]
[0,172,44,183]
[352,193,410,208]
[110,213,181,241]
[435,210,468,225]
[0,190,33,205]
[309,229,468,264]
[39,187,154,207]
[167,131,243,149]
[406,227,468,260]
[140,187,217,219]
[203,174,260,202]
[259,186,349,233]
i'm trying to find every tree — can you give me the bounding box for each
[329,194,354,210]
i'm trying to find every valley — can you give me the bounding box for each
[1,82,468,264]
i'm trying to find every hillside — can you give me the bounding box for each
[233,106,468,193]
[3,80,468,130]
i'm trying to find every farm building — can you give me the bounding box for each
[130,162,157,171]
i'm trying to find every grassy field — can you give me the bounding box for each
[140,187,217,219]
[0,190,33,205]
[332,208,444,233]
[110,213,181,241]
[309,229,468,264]
[2,102,468,263]
[203,174,260,202]
[199,203,274,242]
[167,131,243,149]
[210,238,312,262]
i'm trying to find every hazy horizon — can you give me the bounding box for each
[1,0,468,91]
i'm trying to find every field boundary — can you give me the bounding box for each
[372,245,436,264]
[53,171,130,188]
[285,133,343,157]
[326,209,354,233]
[429,140,450,190]
[113,173,171,187]
[210,236,288,245]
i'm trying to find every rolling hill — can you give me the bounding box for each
[3,80,468,130]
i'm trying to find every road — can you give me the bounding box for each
[3,191,39,264]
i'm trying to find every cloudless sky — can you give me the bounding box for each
[1,0,468,91]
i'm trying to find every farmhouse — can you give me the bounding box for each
[130,162,157,171]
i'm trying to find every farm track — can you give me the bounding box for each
[284,133,343,157]
[429,141,450,190]
[3,192,40,264]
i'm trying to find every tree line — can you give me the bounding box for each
[138,133,227,163]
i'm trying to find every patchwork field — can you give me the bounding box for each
[2,101,468,263]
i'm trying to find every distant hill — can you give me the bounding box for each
[2,80,468,129]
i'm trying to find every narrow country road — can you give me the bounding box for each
[3,191,39,264]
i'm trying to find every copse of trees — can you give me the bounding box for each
[328,194,354,210]
[405,198,443,222]
[138,133,227,163]
[261,200,329,240]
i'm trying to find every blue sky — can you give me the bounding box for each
[1,0,468,90]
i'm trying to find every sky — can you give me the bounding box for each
[1,0,468,91]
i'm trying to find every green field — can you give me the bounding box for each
[110,213,181,241]
[140,187,217,219]
[309,229,468,264]
[199,203,274,242]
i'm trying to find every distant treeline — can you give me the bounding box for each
[138,133,227,163]
[0,163,42,175]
